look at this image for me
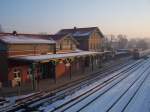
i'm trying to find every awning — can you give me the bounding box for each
[9,51,103,63]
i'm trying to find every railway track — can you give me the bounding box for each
[26,59,136,110]
[42,57,132,94]
[81,59,150,112]
[46,59,146,112]
[0,57,135,112]
[106,64,150,112]
[56,59,150,112]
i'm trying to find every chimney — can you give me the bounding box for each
[74,27,77,30]
[12,31,17,36]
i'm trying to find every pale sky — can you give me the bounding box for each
[0,0,150,37]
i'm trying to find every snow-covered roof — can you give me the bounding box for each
[10,51,103,62]
[50,34,79,45]
[72,31,92,37]
[115,51,128,55]
[57,27,104,38]
[0,35,56,44]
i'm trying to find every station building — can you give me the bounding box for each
[0,33,103,88]
[57,27,105,52]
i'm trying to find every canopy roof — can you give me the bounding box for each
[10,51,103,62]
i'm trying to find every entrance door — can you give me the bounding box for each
[40,62,55,79]
[49,61,55,79]
[41,63,49,79]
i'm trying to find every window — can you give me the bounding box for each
[27,68,32,75]
[27,68,32,79]
[13,68,21,81]
[49,45,54,51]
[56,44,60,50]
[70,44,73,50]
[90,43,93,49]
[60,44,62,50]
[66,39,70,44]
[62,39,71,50]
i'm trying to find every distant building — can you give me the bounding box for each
[111,38,119,50]
[57,27,104,52]
[105,35,120,50]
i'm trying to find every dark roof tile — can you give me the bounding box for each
[57,27,104,38]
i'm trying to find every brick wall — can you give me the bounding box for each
[55,63,66,78]
[89,31,103,51]
[7,44,55,57]
[57,36,77,51]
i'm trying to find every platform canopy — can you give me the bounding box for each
[9,51,103,63]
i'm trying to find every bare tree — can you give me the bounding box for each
[117,34,128,49]
[104,36,111,50]
[136,39,148,50]
[128,38,137,48]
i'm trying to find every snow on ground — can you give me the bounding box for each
[38,60,138,111]
[38,58,150,112]
[124,69,150,112]
[39,59,145,112]
[79,59,150,112]
[4,59,150,112]
[106,64,150,112]
[0,92,37,110]
[64,59,150,112]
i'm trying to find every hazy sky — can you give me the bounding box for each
[0,0,150,37]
